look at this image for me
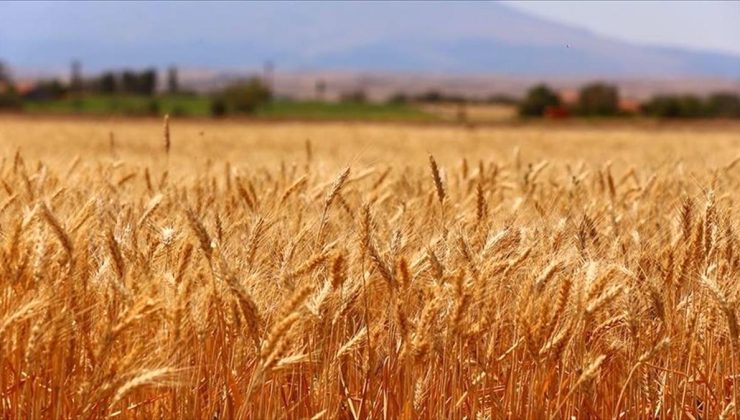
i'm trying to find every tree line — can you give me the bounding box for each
[519,82,740,119]
[0,60,275,116]
[3,59,740,120]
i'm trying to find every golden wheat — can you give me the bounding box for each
[0,116,739,418]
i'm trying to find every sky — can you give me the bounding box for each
[2,1,738,54]
[504,1,740,56]
[0,1,740,54]
[1,1,739,76]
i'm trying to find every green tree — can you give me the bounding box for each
[210,98,227,117]
[139,69,157,96]
[387,92,409,104]
[417,90,445,103]
[518,84,560,117]
[213,78,272,115]
[641,95,705,118]
[0,61,11,85]
[121,71,138,94]
[0,62,21,109]
[577,83,619,116]
[26,79,67,101]
[340,89,367,103]
[99,72,117,94]
[120,69,157,95]
[706,93,740,118]
[0,85,21,109]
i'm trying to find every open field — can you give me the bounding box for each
[1,116,740,418]
[21,95,213,117]
[421,103,518,124]
[20,96,438,122]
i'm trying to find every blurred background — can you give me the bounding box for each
[1,0,739,123]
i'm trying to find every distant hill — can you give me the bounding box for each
[2,2,740,77]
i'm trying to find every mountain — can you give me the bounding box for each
[1,1,740,77]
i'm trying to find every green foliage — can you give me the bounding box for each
[147,99,160,116]
[518,84,560,117]
[170,104,187,117]
[414,90,466,104]
[25,80,67,101]
[340,90,368,104]
[22,94,211,117]
[576,83,619,116]
[0,85,22,109]
[416,91,445,103]
[641,92,740,119]
[387,93,410,104]
[0,61,22,110]
[19,93,435,121]
[99,72,117,94]
[641,95,705,118]
[213,78,272,115]
[706,93,740,118]
[0,61,12,85]
[210,99,227,117]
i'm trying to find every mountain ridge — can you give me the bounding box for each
[1,2,739,78]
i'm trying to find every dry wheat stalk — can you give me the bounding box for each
[2,119,738,419]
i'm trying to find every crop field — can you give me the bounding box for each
[1,115,740,418]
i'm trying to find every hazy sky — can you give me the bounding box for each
[505,1,740,55]
[2,1,738,56]
[1,1,739,75]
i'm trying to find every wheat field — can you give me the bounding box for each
[1,116,740,418]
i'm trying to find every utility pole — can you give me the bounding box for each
[315,79,327,101]
[70,60,83,93]
[167,65,179,94]
[263,60,274,93]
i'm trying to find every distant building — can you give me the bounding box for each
[14,80,37,96]
[558,89,579,107]
[618,98,641,113]
[544,105,570,119]
[558,88,642,115]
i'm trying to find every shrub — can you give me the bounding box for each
[171,105,188,117]
[340,90,368,103]
[147,99,161,116]
[387,93,409,104]
[213,78,272,115]
[706,93,740,118]
[210,98,227,117]
[0,85,22,109]
[641,95,705,118]
[576,83,619,116]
